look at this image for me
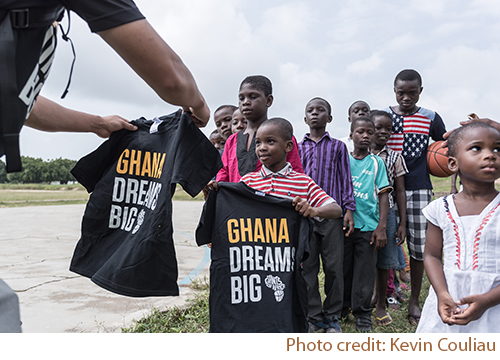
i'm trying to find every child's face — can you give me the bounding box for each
[394,79,422,114]
[210,135,226,151]
[373,115,393,147]
[238,83,273,123]
[214,108,234,140]
[348,101,370,122]
[231,109,247,133]
[255,123,293,173]
[350,121,375,150]
[449,126,500,183]
[304,99,332,130]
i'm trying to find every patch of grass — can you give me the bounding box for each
[430,175,455,197]
[337,273,429,333]
[431,174,500,198]
[0,199,89,208]
[0,183,89,207]
[0,183,202,207]
[122,278,210,333]
[172,185,205,201]
[0,183,85,191]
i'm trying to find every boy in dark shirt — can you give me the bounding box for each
[384,69,449,325]
[216,75,303,183]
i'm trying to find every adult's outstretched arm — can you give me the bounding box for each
[98,19,210,127]
[26,95,137,137]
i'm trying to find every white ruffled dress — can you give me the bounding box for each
[417,193,500,333]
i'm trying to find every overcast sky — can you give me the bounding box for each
[12,0,500,161]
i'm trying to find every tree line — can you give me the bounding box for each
[0,157,77,184]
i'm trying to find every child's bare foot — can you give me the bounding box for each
[408,299,421,325]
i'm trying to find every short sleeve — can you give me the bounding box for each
[430,112,446,142]
[374,156,391,193]
[71,128,131,192]
[172,113,222,196]
[64,0,145,33]
[287,136,304,173]
[216,133,237,182]
[422,198,441,226]
[394,153,409,178]
[307,178,335,207]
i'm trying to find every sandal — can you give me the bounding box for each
[408,313,421,326]
[386,295,401,310]
[394,288,407,302]
[376,314,392,326]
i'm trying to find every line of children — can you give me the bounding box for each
[298,97,355,333]
[202,68,481,333]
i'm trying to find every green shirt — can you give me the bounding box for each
[349,153,391,231]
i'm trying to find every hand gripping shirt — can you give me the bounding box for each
[196,182,312,333]
[70,110,222,297]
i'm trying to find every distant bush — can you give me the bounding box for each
[3,156,77,184]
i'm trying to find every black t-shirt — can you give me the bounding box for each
[196,182,311,333]
[0,0,144,159]
[70,110,222,297]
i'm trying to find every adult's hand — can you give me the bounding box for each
[26,96,137,137]
[441,113,499,153]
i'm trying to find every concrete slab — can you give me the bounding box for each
[0,201,209,333]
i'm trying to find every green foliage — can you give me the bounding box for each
[0,159,7,183]
[123,283,210,333]
[5,156,76,184]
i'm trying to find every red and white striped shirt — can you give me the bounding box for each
[240,163,335,208]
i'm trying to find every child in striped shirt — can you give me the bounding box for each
[298,97,355,333]
[240,118,342,220]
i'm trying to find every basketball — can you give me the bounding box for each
[427,141,454,177]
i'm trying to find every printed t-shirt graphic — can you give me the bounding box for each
[70,110,222,297]
[384,106,446,190]
[196,182,311,332]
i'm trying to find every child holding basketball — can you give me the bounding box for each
[417,122,500,332]
[384,69,450,325]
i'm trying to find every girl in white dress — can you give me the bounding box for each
[417,122,500,333]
